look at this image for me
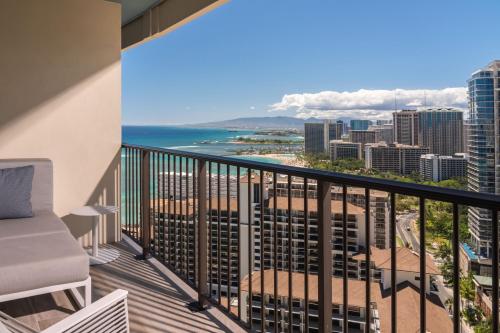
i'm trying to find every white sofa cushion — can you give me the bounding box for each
[0,232,89,295]
[0,211,69,241]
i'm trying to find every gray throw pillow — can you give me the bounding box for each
[0,165,34,219]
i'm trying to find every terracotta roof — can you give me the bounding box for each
[220,296,239,316]
[239,172,260,184]
[241,271,452,332]
[151,197,239,216]
[352,246,439,275]
[153,196,365,217]
[275,179,388,198]
[240,270,382,309]
[268,196,365,215]
[377,282,452,333]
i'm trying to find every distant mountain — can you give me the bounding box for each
[187,116,324,130]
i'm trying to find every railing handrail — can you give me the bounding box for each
[122,143,500,209]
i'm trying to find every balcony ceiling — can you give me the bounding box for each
[107,0,162,26]
[114,0,229,49]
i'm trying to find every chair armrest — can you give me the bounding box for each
[40,289,128,333]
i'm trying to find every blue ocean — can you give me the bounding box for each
[122,126,299,164]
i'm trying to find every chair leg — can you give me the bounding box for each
[69,277,92,308]
[84,277,92,306]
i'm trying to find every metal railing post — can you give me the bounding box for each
[197,159,208,308]
[318,180,332,332]
[138,149,152,260]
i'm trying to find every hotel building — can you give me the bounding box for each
[329,140,362,161]
[269,177,390,250]
[365,143,429,176]
[349,130,377,149]
[304,120,344,155]
[418,108,464,155]
[253,196,370,278]
[419,153,468,182]
[393,110,419,146]
[368,124,394,144]
[241,266,450,333]
[467,60,500,258]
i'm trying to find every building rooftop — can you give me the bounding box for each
[352,246,439,275]
[420,153,468,160]
[152,197,240,215]
[473,275,500,288]
[153,196,366,216]
[376,282,452,333]
[418,107,463,113]
[241,271,452,332]
[240,270,382,309]
[365,142,426,149]
[268,196,365,215]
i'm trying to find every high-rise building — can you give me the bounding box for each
[349,130,377,147]
[304,122,326,155]
[393,109,419,145]
[304,120,343,155]
[253,196,369,277]
[418,108,464,155]
[376,119,392,126]
[330,120,344,141]
[365,143,429,175]
[419,153,468,182]
[329,140,362,161]
[269,178,391,250]
[463,121,471,154]
[350,119,372,131]
[467,60,500,258]
[368,124,394,144]
[241,270,382,333]
[241,256,450,333]
[154,173,259,300]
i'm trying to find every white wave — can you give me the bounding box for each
[164,145,200,149]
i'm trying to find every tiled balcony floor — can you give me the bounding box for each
[0,237,244,333]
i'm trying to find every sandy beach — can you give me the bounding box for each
[243,153,306,167]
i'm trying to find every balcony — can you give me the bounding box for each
[1,150,500,333]
[1,2,500,332]
[0,238,243,333]
[116,144,499,332]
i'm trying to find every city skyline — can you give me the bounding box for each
[122,0,500,125]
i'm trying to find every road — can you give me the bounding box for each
[397,212,459,322]
[395,212,477,331]
[396,212,419,251]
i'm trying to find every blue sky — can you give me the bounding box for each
[122,0,500,125]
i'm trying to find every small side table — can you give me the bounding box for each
[71,205,120,266]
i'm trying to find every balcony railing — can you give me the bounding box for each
[121,143,500,333]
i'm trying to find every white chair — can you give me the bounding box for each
[0,290,128,333]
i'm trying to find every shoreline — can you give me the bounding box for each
[241,153,305,168]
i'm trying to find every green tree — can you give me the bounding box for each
[440,259,454,285]
[474,317,492,333]
[462,305,481,326]
[444,297,453,313]
[436,243,451,260]
[460,272,476,304]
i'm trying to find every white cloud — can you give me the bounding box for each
[269,87,467,119]
[249,106,256,110]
